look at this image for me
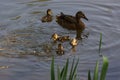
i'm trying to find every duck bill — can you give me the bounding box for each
[84,16,88,21]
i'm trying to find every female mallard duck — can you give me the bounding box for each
[56,11,88,39]
[41,9,53,22]
[56,43,64,55]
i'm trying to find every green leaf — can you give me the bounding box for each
[73,74,77,80]
[88,70,91,80]
[100,56,109,80]
[60,66,65,78]
[68,58,75,80]
[99,33,102,54]
[51,56,55,80]
[93,60,99,80]
[71,58,79,80]
[61,59,69,80]
[57,66,61,80]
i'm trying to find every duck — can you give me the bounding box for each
[41,9,53,22]
[70,38,78,48]
[57,36,70,42]
[51,33,60,42]
[51,33,70,42]
[56,43,64,55]
[56,11,88,39]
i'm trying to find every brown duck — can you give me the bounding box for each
[56,11,88,39]
[41,9,53,22]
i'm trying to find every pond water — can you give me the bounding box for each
[0,0,120,80]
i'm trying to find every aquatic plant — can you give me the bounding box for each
[51,57,79,80]
[88,56,109,80]
[99,33,102,56]
[51,56,108,80]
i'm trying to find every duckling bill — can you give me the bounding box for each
[41,9,53,22]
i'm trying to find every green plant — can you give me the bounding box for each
[51,56,108,80]
[51,56,55,80]
[88,56,109,80]
[99,33,103,56]
[51,57,79,80]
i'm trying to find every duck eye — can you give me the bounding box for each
[81,14,85,18]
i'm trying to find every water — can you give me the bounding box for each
[0,0,120,80]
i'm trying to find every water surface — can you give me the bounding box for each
[0,0,120,80]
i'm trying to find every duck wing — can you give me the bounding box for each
[60,12,77,24]
[56,12,78,30]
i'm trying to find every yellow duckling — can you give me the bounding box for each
[70,38,78,48]
[51,33,60,42]
[56,43,64,55]
[41,9,53,22]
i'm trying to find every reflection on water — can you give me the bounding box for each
[10,16,21,20]
[0,0,120,80]
[28,0,51,3]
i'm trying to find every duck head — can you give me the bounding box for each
[47,9,52,15]
[76,11,88,21]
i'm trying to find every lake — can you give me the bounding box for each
[0,0,120,80]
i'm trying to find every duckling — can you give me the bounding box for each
[58,36,70,42]
[56,11,88,39]
[56,43,64,55]
[51,33,60,42]
[41,9,53,22]
[70,38,78,48]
